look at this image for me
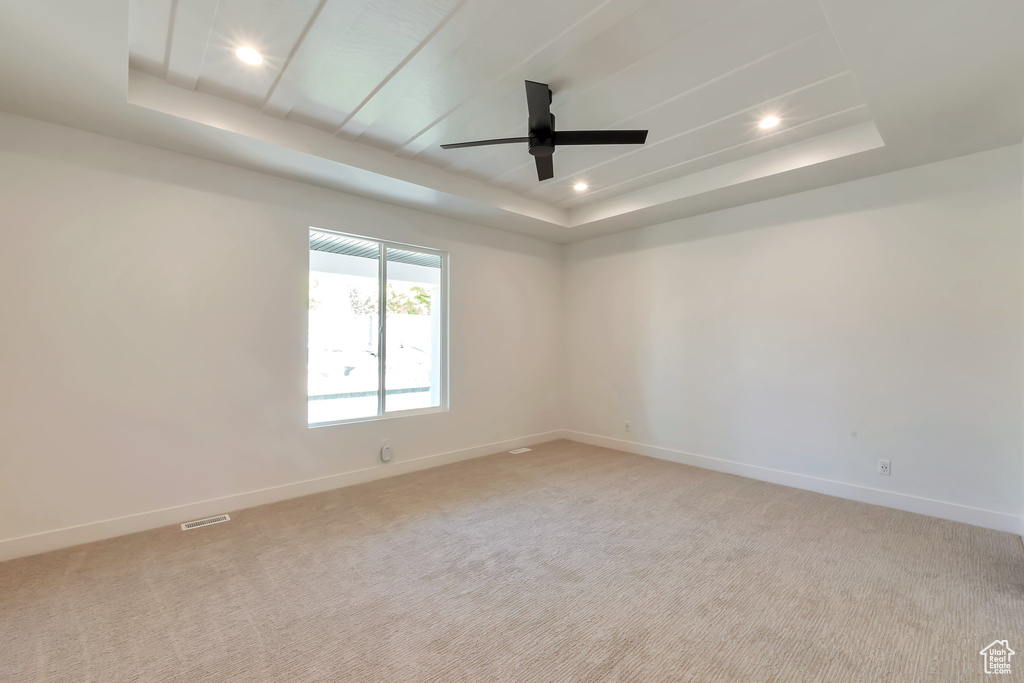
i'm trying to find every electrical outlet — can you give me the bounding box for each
[624,420,631,433]
[380,440,392,463]
[878,459,891,476]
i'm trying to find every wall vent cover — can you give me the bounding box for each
[508,448,532,454]
[181,514,231,531]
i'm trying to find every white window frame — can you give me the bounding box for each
[308,228,449,428]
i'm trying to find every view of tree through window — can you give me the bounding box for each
[308,231,444,425]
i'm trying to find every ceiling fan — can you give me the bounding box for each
[440,80,648,182]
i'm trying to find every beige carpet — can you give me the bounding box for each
[2,440,1022,682]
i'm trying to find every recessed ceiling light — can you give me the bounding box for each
[236,46,263,66]
[759,115,780,130]
[574,182,589,192]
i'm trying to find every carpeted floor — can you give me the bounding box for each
[1,440,1022,682]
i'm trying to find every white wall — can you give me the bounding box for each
[0,113,564,557]
[2,110,1021,560]
[564,146,1023,530]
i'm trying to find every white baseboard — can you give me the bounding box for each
[560,430,1021,535]
[4,428,1017,563]
[0,430,562,563]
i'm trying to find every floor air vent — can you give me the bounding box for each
[181,514,231,531]
[508,447,532,454]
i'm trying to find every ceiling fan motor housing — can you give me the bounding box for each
[529,113,555,157]
[439,82,646,181]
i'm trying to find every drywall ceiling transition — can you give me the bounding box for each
[0,0,1022,242]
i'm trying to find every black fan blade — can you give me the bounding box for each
[554,130,648,146]
[440,137,529,150]
[535,155,553,181]
[525,80,552,133]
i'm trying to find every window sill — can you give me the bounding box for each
[308,405,448,429]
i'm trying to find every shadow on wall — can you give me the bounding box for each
[0,113,555,258]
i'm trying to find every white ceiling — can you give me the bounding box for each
[1,0,1023,242]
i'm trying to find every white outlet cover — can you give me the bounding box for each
[381,444,392,462]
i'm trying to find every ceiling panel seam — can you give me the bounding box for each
[159,0,177,77]
[558,105,871,206]
[260,0,330,114]
[393,0,620,152]
[165,0,220,90]
[330,0,473,138]
[484,29,837,184]
[397,0,740,160]
[516,69,858,197]
[437,4,828,176]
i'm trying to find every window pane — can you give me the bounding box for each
[385,248,442,412]
[308,236,380,424]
